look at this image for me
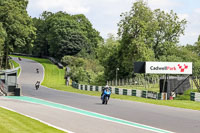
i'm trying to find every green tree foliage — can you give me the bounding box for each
[97,34,120,65]
[96,34,120,80]
[46,12,86,59]
[117,0,155,79]
[61,56,105,85]
[61,56,84,67]
[0,22,6,69]
[33,11,102,60]
[153,9,187,59]
[0,0,36,68]
[72,14,103,58]
[193,35,200,55]
[32,12,53,57]
[102,0,188,80]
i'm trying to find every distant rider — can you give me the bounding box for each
[35,81,40,90]
[18,57,21,61]
[36,68,39,73]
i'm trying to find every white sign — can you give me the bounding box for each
[146,62,192,74]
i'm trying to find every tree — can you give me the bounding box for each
[0,22,6,69]
[32,11,53,57]
[61,56,105,85]
[194,35,200,55]
[97,34,120,65]
[33,11,102,60]
[113,0,187,79]
[117,0,155,78]
[0,0,36,68]
[73,14,103,58]
[153,9,187,59]
[45,12,87,59]
[96,34,120,80]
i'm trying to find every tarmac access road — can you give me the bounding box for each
[3,57,200,133]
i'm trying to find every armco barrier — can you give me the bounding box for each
[95,86,99,91]
[115,88,119,94]
[147,91,158,99]
[72,81,167,100]
[90,85,92,91]
[132,90,136,96]
[142,91,147,98]
[190,92,200,102]
[123,89,127,95]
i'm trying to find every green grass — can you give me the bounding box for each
[0,107,66,133]
[11,55,200,111]
[9,59,21,76]
[11,55,65,87]
[175,89,199,100]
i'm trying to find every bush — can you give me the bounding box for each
[61,56,84,67]
[175,89,199,100]
[62,55,106,85]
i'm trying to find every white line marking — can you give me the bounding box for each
[0,105,74,133]
[15,96,174,133]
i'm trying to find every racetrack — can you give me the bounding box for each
[2,57,200,133]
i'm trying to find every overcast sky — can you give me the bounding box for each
[27,0,200,45]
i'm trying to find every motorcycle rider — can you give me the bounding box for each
[36,68,39,73]
[35,81,40,90]
[101,85,111,99]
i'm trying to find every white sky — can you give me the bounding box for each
[27,0,200,45]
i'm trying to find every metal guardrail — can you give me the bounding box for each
[72,81,168,100]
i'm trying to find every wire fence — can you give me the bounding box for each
[108,77,159,88]
[107,76,199,92]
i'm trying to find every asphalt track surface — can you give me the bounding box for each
[1,57,200,133]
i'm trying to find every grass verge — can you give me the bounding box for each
[9,59,21,75]
[0,107,65,133]
[11,55,200,111]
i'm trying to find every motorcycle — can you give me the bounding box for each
[36,68,39,73]
[101,88,111,104]
[18,57,22,61]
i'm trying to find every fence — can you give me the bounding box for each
[72,81,167,100]
[108,76,200,91]
[107,77,159,89]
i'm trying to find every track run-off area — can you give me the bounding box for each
[1,57,200,133]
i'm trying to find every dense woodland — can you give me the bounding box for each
[1,0,200,85]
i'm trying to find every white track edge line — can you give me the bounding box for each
[0,105,74,133]
[18,96,174,133]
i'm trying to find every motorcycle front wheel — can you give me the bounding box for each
[105,97,108,104]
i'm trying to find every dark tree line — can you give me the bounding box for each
[32,11,102,60]
[0,0,35,68]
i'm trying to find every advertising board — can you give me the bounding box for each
[145,62,192,74]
